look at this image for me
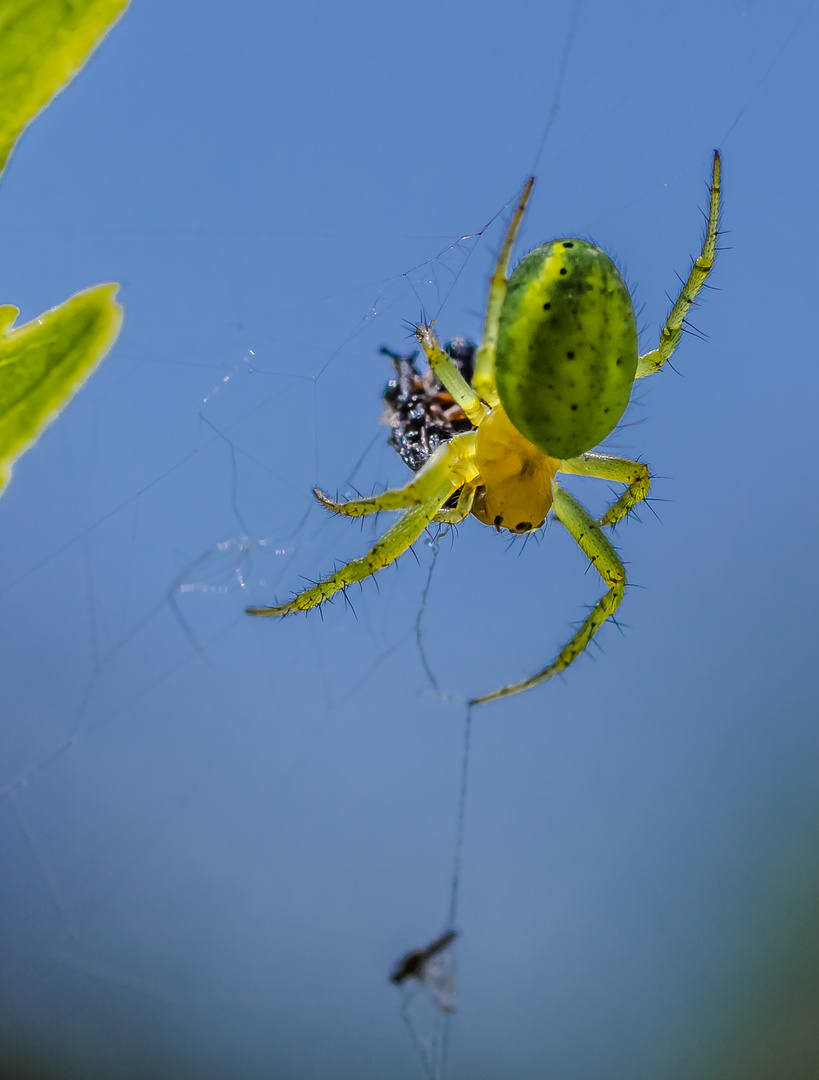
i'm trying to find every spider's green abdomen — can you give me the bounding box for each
[496,240,638,460]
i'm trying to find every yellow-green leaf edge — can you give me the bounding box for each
[0,0,130,176]
[0,284,123,495]
[0,0,130,498]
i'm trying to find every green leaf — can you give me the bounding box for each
[0,284,123,496]
[0,0,130,178]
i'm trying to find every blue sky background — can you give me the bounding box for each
[1,1,818,1077]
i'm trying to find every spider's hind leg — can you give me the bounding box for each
[470,485,625,706]
[560,452,651,527]
[636,150,721,379]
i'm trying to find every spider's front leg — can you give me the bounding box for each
[312,431,477,518]
[247,434,479,616]
[414,324,487,425]
[471,486,625,706]
[471,176,534,404]
[414,176,535,412]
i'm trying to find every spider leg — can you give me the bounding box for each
[248,437,479,616]
[559,453,650,527]
[313,433,477,518]
[414,177,534,415]
[471,177,535,405]
[433,479,478,524]
[470,485,625,706]
[636,150,721,379]
[414,324,487,424]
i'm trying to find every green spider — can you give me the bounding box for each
[249,152,721,706]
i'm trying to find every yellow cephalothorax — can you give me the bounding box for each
[471,405,558,533]
[248,153,722,707]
